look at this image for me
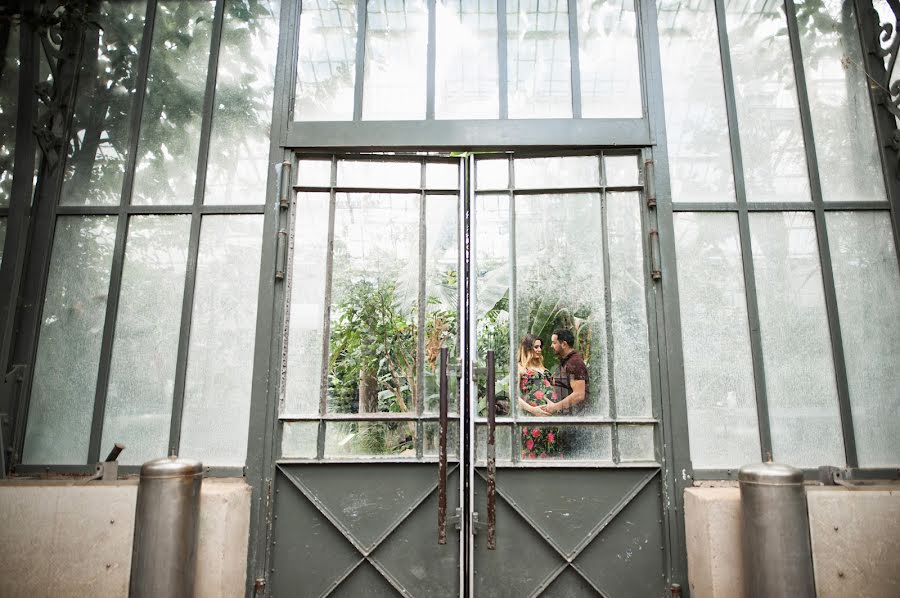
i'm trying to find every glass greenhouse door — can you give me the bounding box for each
[266,152,669,597]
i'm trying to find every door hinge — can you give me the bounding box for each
[275,160,292,281]
[649,229,662,281]
[644,159,656,208]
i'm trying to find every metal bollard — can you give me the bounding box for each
[129,456,203,598]
[739,462,815,598]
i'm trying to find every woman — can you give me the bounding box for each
[516,334,561,458]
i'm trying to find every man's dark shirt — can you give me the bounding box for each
[553,351,589,415]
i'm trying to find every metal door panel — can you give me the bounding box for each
[329,562,400,597]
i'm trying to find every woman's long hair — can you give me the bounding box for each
[517,334,544,371]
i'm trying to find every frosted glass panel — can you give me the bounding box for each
[426,162,459,189]
[605,155,639,187]
[514,156,599,189]
[476,158,509,189]
[435,0,499,119]
[102,215,191,465]
[608,193,651,417]
[363,0,428,120]
[516,425,612,461]
[0,22,19,207]
[507,0,572,118]
[297,159,333,187]
[285,193,330,415]
[338,160,420,187]
[750,212,843,467]
[674,212,761,468]
[476,424,511,464]
[618,425,654,461]
[131,0,215,205]
[423,421,459,456]
[795,0,886,203]
[578,0,641,118]
[180,215,264,466]
[295,0,358,121]
[657,0,735,203]
[827,212,900,466]
[205,0,281,205]
[61,1,146,206]
[726,0,810,203]
[23,216,117,464]
[281,422,319,458]
[324,421,416,457]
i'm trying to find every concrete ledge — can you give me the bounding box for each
[684,487,744,598]
[0,478,251,598]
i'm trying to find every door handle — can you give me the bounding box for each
[486,350,497,550]
[438,347,449,545]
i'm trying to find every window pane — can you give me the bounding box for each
[180,215,264,466]
[131,0,216,205]
[285,193,330,415]
[513,156,599,189]
[423,421,459,456]
[0,21,19,207]
[425,162,459,189]
[23,216,117,464]
[827,212,900,466]
[796,0,886,203]
[507,0,572,118]
[324,421,416,457]
[295,0,358,121]
[337,160,420,187]
[297,159,333,187]
[674,212,760,468]
[281,421,319,458]
[608,193,651,417]
[102,215,191,465]
[61,1,147,206]
[363,0,428,120]
[578,0,641,118]
[435,0,499,119]
[604,155,639,187]
[0,218,6,268]
[516,425,612,461]
[476,424,511,464]
[205,0,281,205]
[726,0,810,203]
[618,424,654,461]
[657,0,735,203]
[750,212,843,466]
[476,157,509,189]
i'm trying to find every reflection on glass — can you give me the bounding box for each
[617,424,654,461]
[517,424,611,461]
[827,212,900,466]
[423,421,460,456]
[0,22,19,207]
[513,156,599,189]
[750,212,843,466]
[476,157,509,189]
[604,155,639,187]
[297,159,333,186]
[23,216,117,464]
[578,0,641,117]
[131,0,215,205]
[363,0,428,120]
[507,0,572,118]
[726,0,810,203]
[657,0,735,203]
[102,215,191,465]
[338,160,421,187]
[281,421,319,458]
[295,0,358,121]
[180,215,264,466]
[327,193,420,415]
[61,1,146,206]
[285,193,331,415]
[674,212,760,468]
[205,0,281,205]
[796,0,886,203]
[435,0,499,119]
[475,424,512,463]
[325,421,417,457]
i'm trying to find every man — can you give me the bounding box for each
[542,329,589,415]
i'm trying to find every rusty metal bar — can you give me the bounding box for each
[437,347,449,544]
[486,350,497,550]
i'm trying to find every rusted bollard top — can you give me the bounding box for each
[139,456,203,479]
[738,462,803,486]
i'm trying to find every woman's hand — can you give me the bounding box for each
[517,398,545,416]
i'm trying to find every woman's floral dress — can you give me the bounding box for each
[519,368,562,459]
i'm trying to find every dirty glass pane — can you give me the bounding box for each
[326,193,420,414]
[23,216,117,464]
[285,193,330,415]
[296,0,358,121]
[475,424,511,464]
[513,156,599,189]
[827,212,900,466]
[795,0,886,203]
[435,0,499,119]
[131,0,215,205]
[324,421,417,457]
[338,160,420,187]
[476,158,509,190]
[281,421,319,458]
[424,195,460,415]
[725,0,810,203]
[608,193,651,417]
[617,425,654,461]
[180,215,264,466]
[515,194,609,417]
[102,215,191,466]
[604,155,639,187]
[0,218,6,268]
[674,212,761,468]
[61,1,146,206]
[657,0,735,203]
[423,421,460,457]
[578,0,641,118]
[516,425,612,461]
[507,0,572,118]
[363,0,428,120]
[750,212,843,467]
[426,162,459,189]
[0,21,19,207]
[297,159,333,187]
[205,0,281,205]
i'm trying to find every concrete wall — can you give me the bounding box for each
[684,485,900,598]
[0,478,251,598]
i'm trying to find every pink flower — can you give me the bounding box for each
[529,453,537,459]
[526,439,534,450]
[534,391,544,400]
[532,428,541,438]
[543,379,551,387]
[525,369,534,375]
[522,427,529,437]
[550,391,557,401]
[540,452,547,458]
[547,432,555,444]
